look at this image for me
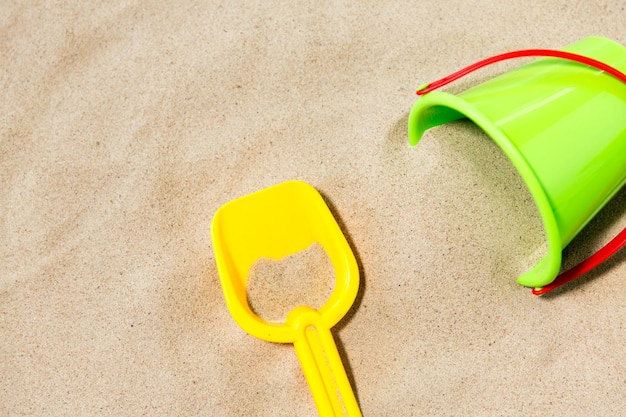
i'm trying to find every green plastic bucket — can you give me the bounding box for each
[408,36,626,288]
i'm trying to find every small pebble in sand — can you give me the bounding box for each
[246,243,335,322]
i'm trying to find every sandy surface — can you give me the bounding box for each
[247,243,335,322]
[1,1,625,416]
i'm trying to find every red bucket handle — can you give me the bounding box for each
[416,49,626,95]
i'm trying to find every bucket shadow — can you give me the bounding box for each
[539,185,626,298]
[384,112,410,155]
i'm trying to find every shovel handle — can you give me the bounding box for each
[288,307,361,417]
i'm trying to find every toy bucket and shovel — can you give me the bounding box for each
[408,36,626,292]
[212,181,362,416]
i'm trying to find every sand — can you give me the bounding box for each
[1,2,625,416]
[247,243,335,322]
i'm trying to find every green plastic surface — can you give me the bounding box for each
[408,36,626,288]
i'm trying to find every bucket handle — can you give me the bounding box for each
[416,49,626,295]
[532,228,626,295]
[416,49,626,95]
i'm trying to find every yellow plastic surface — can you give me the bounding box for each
[211,180,361,416]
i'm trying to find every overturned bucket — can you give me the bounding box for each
[408,36,626,288]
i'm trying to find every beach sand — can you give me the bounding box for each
[1,2,625,415]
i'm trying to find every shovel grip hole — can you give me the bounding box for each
[246,243,336,322]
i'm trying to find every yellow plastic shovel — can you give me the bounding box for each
[211,180,362,416]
